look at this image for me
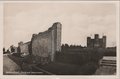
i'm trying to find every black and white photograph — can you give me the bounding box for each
[2,0,119,77]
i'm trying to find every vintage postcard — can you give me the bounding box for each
[0,0,119,79]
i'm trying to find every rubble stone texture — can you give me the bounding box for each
[18,41,30,56]
[31,22,62,62]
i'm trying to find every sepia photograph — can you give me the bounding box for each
[2,1,119,76]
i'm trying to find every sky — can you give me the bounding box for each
[4,2,117,49]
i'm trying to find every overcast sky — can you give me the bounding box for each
[4,2,117,49]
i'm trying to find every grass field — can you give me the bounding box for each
[3,54,21,75]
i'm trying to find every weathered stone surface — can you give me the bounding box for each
[31,22,61,62]
[18,41,30,56]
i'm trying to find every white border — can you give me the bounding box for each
[0,2,3,79]
[0,1,119,79]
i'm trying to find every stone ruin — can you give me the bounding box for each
[18,22,62,63]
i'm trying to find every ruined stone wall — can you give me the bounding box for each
[31,22,62,62]
[18,42,30,56]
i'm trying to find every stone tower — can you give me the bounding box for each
[102,36,106,48]
[52,22,62,51]
[94,34,100,48]
[87,37,91,47]
[51,22,62,61]
[87,34,106,48]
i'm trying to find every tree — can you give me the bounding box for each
[3,47,5,54]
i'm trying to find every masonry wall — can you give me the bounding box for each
[18,42,30,56]
[87,34,106,48]
[31,22,61,63]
